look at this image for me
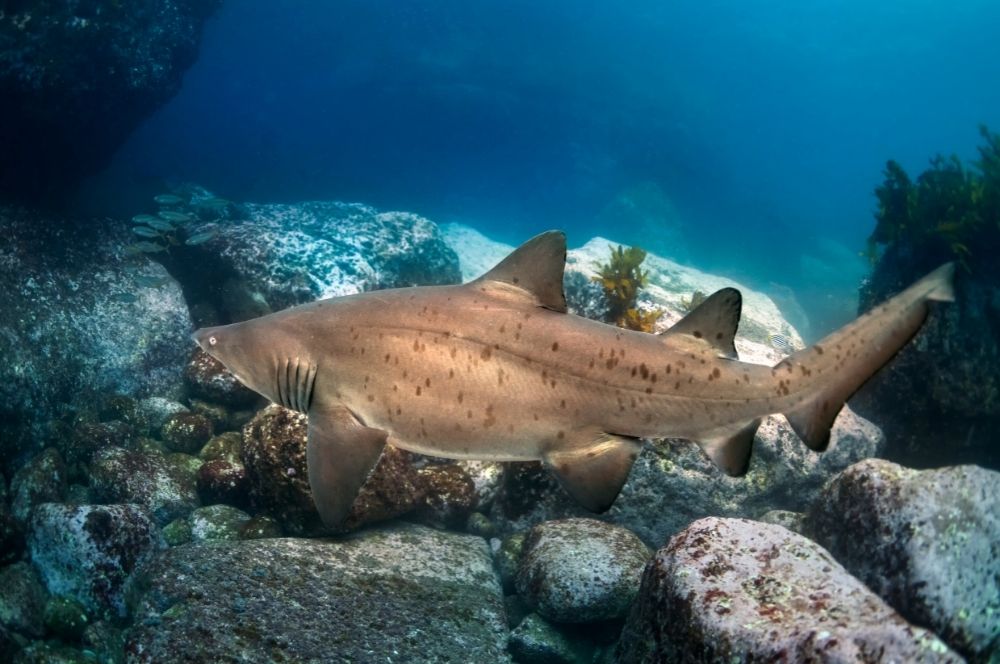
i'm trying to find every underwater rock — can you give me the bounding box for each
[493,406,883,548]
[10,449,67,526]
[508,613,593,664]
[184,348,259,407]
[756,509,806,535]
[88,447,199,525]
[241,404,427,534]
[0,0,219,200]
[136,398,189,434]
[188,504,252,542]
[0,210,193,472]
[43,596,90,642]
[9,641,92,663]
[29,503,164,619]
[804,459,999,662]
[239,515,283,540]
[415,462,481,529]
[159,412,213,454]
[0,504,23,566]
[616,517,961,663]
[0,561,48,638]
[516,519,650,624]
[125,523,509,662]
[68,421,137,469]
[199,431,243,463]
[161,518,192,547]
[196,458,249,507]
[187,201,461,314]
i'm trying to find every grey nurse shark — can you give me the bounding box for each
[193,231,954,528]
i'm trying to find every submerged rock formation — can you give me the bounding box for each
[0,1,220,201]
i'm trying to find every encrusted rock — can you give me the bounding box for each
[516,518,651,623]
[196,458,249,507]
[160,412,213,454]
[617,517,961,663]
[43,596,90,642]
[239,515,283,540]
[29,503,164,619]
[199,431,243,462]
[416,462,479,529]
[10,448,67,525]
[757,509,805,535]
[125,524,508,662]
[136,398,189,434]
[804,459,999,661]
[184,348,258,407]
[509,613,591,664]
[188,505,251,542]
[67,420,136,469]
[0,561,48,638]
[88,447,198,525]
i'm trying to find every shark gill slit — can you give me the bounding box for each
[274,357,285,410]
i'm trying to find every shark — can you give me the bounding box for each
[193,231,954,528]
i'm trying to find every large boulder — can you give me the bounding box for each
[0,209,193,472]
[125,523,509,662]
[805,459,999,662]
[0,1,219,200]
[617,517,961,663]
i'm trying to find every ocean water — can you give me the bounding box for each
[4,1,1000,662]
[84,0,1000,337]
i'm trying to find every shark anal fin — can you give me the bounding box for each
[306,405,388,529]
[661,287,742,360]
[785,398,839,452]
[696,418,761,476]
[474,230,567,312]
[543,431,643,512]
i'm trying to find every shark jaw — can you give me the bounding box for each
[193,231,954,529]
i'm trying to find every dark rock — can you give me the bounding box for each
[135,398,189,434]
[493,409,883,547]
[416,462,479,529]
[804,459,999,662]
[617,517,961,663]
[0,503,23,565]
[0,562,48,638]
[238,515,282,540]
[159,412,213,454]
[29,503,164,619]
[67,420,136,468]
[198,431,243,462]
[0,624,18,661]
[184,348,258,407]
[187,399,230,431]
[125,524,508,662]
[89,447,198,525]
[516,519,650,623]
[10,448,67,525]
[0,211,192,471]
[64,484,93,506]
[81,620,125,664]
[496,532,527,594]
[509,613,592,664]
[188,505,251,542]
[196,458,249,507]
[855,253,998,470]
[10,641,92,663]
[466,511,498,538]
[189,202,462,314]
[43,596,90,642]
[0,0,220,200]
[161,518,192,547]
[240,405,427,534]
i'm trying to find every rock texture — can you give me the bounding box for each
[0,210,192,472]
[29,503,164,618]
[0,1,220,200]
[617,517,962,663]
[805,459,999,662]
[88,448,199,525]
[125,524,509,662]
[515,518,650,623]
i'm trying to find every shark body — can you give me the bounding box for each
[193,231,954,528]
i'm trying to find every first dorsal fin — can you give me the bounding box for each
[661,287,742,359]
[474,230,567,313]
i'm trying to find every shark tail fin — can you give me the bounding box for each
[782,262,955,452]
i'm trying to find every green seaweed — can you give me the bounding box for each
[591,244,664,332]
[867,125,1000,270]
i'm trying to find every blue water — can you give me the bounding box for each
[87,0,1000,337]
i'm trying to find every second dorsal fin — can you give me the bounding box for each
[474,230,567,312]
[661,287,742,359]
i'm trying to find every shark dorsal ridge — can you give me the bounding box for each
[661,287,742,360]
[474,230,568,313]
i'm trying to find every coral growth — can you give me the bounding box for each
[591,244,664,332]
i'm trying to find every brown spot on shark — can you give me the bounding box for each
[193,231,955,529]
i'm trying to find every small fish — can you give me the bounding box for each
[145,218,176,233]
[154,194,185,206]
[159,210,192,223]
[131,214,159,225]
[768,333,796,354]
[132,226,161,239]
[185,229,218,245]
[125,241,166,254]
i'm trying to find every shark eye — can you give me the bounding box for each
[208,336,218,346]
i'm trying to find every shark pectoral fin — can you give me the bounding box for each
[543,432,643,512]
[661,287,742,360]
[306,406,388,529]
[696,418,761,476]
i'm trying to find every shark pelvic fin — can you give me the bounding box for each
[661,287,742,360]
[696,418,761,476]
[306,405,387,529]
[543,431,642,512]
[475,230,567,312]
